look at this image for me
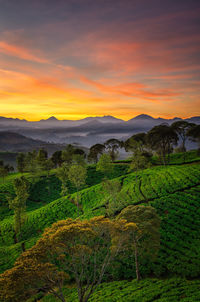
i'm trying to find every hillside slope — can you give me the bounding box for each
[0,163,200,278]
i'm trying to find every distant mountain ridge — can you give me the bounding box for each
[0,114,199,125]
[0,114,199,148]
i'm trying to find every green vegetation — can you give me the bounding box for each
[0,147,200,301]
[42,278,200,302]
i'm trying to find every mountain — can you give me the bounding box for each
[79,115,123,124]
[128,114,154,121]
[39,116,58,122]
[0,115,199,148]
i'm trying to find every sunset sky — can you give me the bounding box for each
[0,0,199,121]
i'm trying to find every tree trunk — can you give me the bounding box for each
[76,189,79,217]
[134,244,140,281]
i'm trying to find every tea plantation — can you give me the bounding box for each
[42,278,200,302]
[0,153,200,301]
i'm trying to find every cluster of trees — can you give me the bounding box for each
[0,205,160,302]
[88,121,199,166]
[14,121,199,178]
[16,145,86,174]
[16,149,53,174]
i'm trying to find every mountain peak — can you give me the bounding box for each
[129,114,154,121]
[40,116,58,122]
[47,116,58,121]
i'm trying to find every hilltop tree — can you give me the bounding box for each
[124,133,147,153]
[96,153,113,178]
[147,124,178,165]
[56,163,70,196]
[88,144,105,163]
[0,166,8,182]
[61,144,75,164]
[104,139,123,162]
[171,121,194,154]
[117,205,161,281]
[0,217,127,302]
[51,150,63,168]
[8,176,29,244]
[24,150,37,173]
[129,141,151,182]
[187,124,200,153]
[35,149,48,172]
[16,153,26,173]
[68,163,87,215]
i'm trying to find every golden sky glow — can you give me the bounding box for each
[0,1,200,121]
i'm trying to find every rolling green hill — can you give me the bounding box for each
[0,154,200,301]
[0,163,200,277]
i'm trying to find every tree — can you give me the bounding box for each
[24,150,37,173]
[51,150,63,168]
[187,124,200,153]
[62,144,75,164]
[16,153,26,173]
[0,260,67,302]
[88,144,105,163]
[101,179,129,217]
[0,166,8,182]
[104,139,123,162]
[68,163,87,215]
[117,205,161,281]
[147,124,178,165]
[0,217,127,302]
[96,153,113,178]
[8,176,29,244]
[129,142,151,182]
[124,133,146,153]
[171,121,194,158]
[36,149,48,172]
[56,162,70,196]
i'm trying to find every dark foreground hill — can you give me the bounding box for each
[0,131,66,155]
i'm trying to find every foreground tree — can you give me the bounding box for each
[8,176,29,244]
[147,124,178,165]
[0,260,66,302]
[0,217,127,302]
[117,205,161,281]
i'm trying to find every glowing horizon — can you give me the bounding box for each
[0,0,199,121]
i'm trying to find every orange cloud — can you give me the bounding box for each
[0,41,48,63]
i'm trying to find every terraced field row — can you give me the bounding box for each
[42,278,200,302]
